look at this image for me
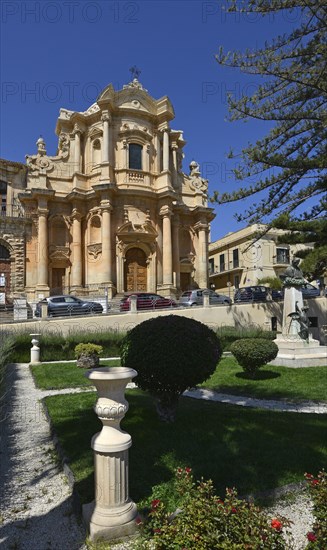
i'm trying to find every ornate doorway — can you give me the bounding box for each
[51,268,66,295]
[124,248,147,292]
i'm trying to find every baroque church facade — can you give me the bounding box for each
[0,77,214,301]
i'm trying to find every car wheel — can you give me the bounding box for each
[191,303,197,307]
[223,300,230,305]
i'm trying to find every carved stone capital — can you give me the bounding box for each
[159,205,172,218]
[101,111,112,123]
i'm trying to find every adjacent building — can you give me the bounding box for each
[0,77,215,302]
[209,224,313,297]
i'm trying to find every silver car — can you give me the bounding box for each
[179,289,232,307]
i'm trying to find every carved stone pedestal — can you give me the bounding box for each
[83,367,138,542]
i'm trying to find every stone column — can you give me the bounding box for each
[101,203,113,283]
[197,222,209,289]
[102,113,110,164]
[71,209,83,288]
[123,141,128,170]
[143,144,150,172]
[161,206,173,286]
[37,206,49,289]
[172,145,178,187]
[74,124,81,173]
[155,132,161,173]
[163,129,169,172]
[172,216,180,289]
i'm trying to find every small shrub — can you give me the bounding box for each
[305,470,327,548]
[74,343,103,358]
[74,343,103,369]
[230,338,278,377]
[121,315,221,421]
[134,467,291,549]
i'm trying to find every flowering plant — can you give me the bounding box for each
[305,470,327,548]
[134,467,291,549]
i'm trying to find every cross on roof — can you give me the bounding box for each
[129,65,141,80]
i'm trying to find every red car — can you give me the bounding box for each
[120,292,178,312]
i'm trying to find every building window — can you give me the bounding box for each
[308,317,318,328]
[233,249,239,268]
[271,317,277,331]
[129,143,142,170]
[276,247,290,264]
[219,254,225,272]
[208,258,214,274]
[0,181,7,215]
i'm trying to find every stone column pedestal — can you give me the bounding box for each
[83,367,138,542]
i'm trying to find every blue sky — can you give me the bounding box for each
[0,0,301,240]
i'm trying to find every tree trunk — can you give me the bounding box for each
[154,393,180,422]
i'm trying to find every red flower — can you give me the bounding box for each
[231,507,237,514]
[151,499,161,509]
[185,467,192,474]
[307,532,317,542]
[311,479,319,485]
[271,519,283,531]
[154,528,161,534]
[135,516,142,525]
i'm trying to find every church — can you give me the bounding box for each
[0,76,215,302]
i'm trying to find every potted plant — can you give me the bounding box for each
[74,342,103,369]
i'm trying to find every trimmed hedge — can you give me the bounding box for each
[7,330,124,363]
[230,338,278,377]
[217,326,276,351]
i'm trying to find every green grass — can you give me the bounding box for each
[202,357,327,402]
[31,359,121,390]
[32,355,327,402]
[45,390,327,506]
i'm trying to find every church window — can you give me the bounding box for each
[129,143,142,170]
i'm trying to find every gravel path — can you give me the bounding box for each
[1,363,324,549]
[0,364,87,550]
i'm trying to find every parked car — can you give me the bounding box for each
[179,289,232,307]
[234,286,282,303]
[35,295,103,317]
[119,292,178,312]
[301,283,320,298]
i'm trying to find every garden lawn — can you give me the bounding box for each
[202,356,327,402]
[45,390,327,506]
[33,356,327,400]
[31,359,121,390]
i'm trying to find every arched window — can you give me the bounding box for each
[0,244,10,259]
[129,143,142,170]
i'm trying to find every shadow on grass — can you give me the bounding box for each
[235,370,281,381]
[45,390,327,509]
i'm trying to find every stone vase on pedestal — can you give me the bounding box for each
[83,366,138,542]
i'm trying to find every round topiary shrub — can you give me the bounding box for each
[120,315,222,422]
[230,338,278,377]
